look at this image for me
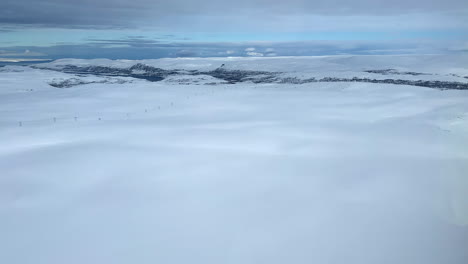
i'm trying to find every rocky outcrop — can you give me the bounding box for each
[37,63,468,90]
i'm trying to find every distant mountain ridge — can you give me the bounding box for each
[29,55,468,89]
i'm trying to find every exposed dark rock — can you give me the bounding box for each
[49,78,131,88]
[36,63,468,90]
[364,69,430,76]
[205,67,277,83]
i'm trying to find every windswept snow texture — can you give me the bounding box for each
[1,55,468,264]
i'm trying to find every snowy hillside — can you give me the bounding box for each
[1,55,468,264]
[29,54,468,90]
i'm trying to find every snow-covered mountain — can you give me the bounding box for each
[28,55,468,89]
[31,55,468,89]
[1,55,467,264]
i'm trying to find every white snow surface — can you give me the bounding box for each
[1,56,468,264]
[36,54,468,82]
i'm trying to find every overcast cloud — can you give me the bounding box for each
[0,0,467,59]
[1,0,467,30]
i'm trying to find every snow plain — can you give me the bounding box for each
[1,56,468,264]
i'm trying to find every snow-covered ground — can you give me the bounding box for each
[36,54,468,83]
[1,56,468,264]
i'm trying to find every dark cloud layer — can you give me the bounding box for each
[1,0,466,59]
[1,0,467,28]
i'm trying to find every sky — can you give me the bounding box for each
[0,0,467,60]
